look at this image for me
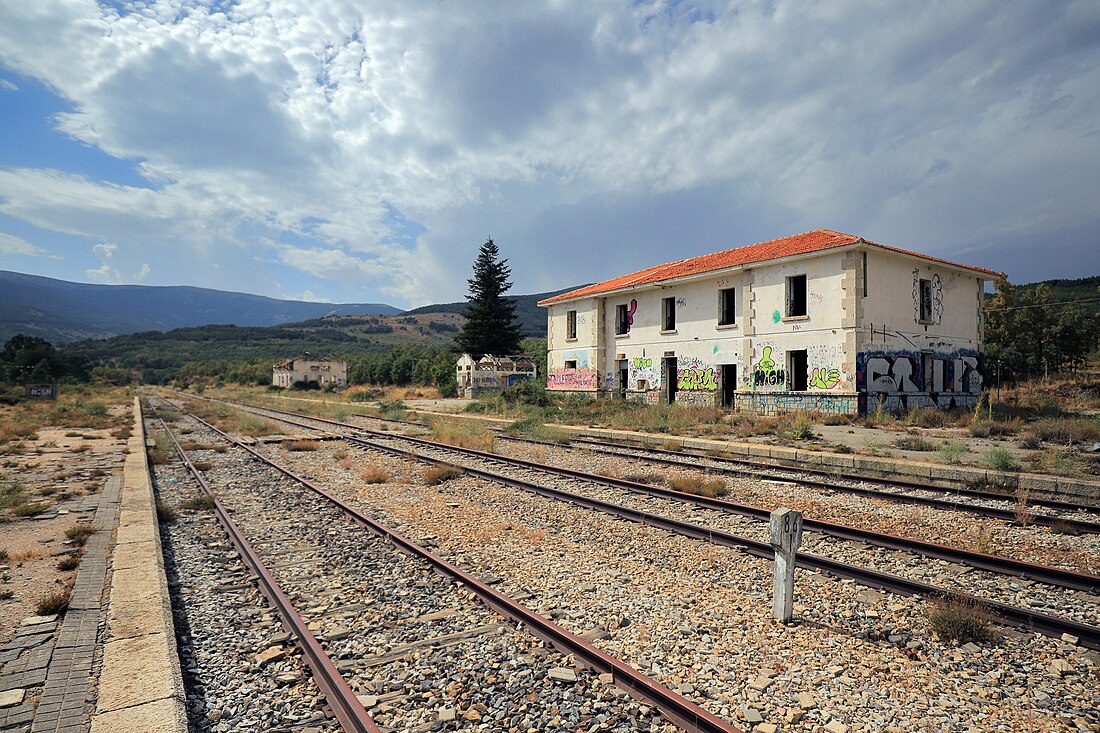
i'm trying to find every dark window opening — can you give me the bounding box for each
[662,297,676,331]
[862,252,868,297]
[719,288,736,325]
[789,350,808,391]
[786,275,807,317]
[566,310,577,339]
[615,304,629,335]
[664,356,678,404]
[564,360,577,370]
[721,364,736,407]
[919,279,932,322]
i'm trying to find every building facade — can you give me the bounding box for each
[539,230,1000,415]
[456,353,537,398]
[272,355,348,388]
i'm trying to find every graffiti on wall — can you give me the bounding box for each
[677,357,719,392]
[808,368,842,390]
[913,271,943,325]
[740,393,857,417]
[857,350,981,413]
[629,356,660,388]
[676,390,714,406]
[748,345,786,390]
[548,367,598,391]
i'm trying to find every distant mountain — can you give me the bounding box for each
[0,270,402,344]
[404,284,586,338]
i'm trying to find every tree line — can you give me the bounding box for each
[983,279,1100,382]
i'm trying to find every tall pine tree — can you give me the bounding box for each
[457,238,523,355]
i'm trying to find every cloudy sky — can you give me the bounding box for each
[0,1,1098,308]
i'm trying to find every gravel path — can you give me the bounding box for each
[155,411,684,733]
[255,436,1100,733]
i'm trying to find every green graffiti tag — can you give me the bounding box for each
[772,309,782,323]
[808,367,842,390]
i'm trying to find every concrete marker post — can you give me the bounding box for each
[770,507,803,624]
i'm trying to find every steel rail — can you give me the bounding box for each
[143,399,381,733]
[335,431,1100,651]
[173,396,1100,650]
[169,402,742,733]
[563,435,1100,525]
[203,397,1100,594]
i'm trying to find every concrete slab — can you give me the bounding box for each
[113,520,158,547]
[110,538,162,572]
[106,567,173,641]
[90,697,188,733]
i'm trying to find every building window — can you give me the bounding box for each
[615,304,629,335]
[788,349,808,391]
[786,274,807,317]
[662,297,676,331]
[566,310,577,339]
[564,359,578,370]
[919,278,933,322]
[719,287,736,325]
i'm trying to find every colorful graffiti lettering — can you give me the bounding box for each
[750,345,786,390]
[808,367,842,390]
[628,356,659,387]
[857,350,981,414]
[677,365,719,392]
[547,367,598,391]
[626,299,638,330]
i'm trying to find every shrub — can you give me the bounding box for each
[361,466,389,484]
[12,502,47,517]
[1014,488,1035,527]
[333,448,348,461]
[1034,418,1100,446]
[1018,432,1041,450]
[283,440,319,452]
[1049,519,1078,536]
[36,586,72,616]
[926,596,994,644]
[0,549,8,561]
[830,443,853,454]
[937,442,968,464]
[179,495,215,511]
[377,400,407,419]
[621,472,665,485]
[146,449,169,466]
[783,412,816,440]
[423,464,463,485]
[64,524,96,546]
[895,435,937,451]
[985,448,1020,472]
[56,556,80,571]
[155,500,178,523]
[429,418,495,451]
[668,475,728,498]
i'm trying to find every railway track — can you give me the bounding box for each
[218,394,1100,532]
[146,396,741,733]
[533,434,1100,533]
[177,394,1100,650]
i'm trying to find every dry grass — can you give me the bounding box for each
[12,502,49,518]
[1013,488,1035,527]
[668,474,728,498]
[191,460,213,471]
[283,440,319,452]
[155,500,178,523]
[423,464,463,485]
[360,465,389,484]
[926,596,994,644]
[64,524,96,546]
[178,495,216,511]
[429,418,495,451]
[56,556,80,572]
[36,586,73,616]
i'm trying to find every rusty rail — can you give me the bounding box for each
[167,400,742,733]
[144,399,381,733]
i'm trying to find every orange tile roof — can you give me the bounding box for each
[538,229,1002,306]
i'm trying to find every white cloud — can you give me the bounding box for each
[297,290,330,303]
[0,78,16,91]
[134,262,150,281]
[0,232,48,257]
[0,0,1098,301]
[85,263,121,283]
[92,242,116,259]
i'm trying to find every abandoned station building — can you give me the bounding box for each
[272,354,348,389]
[539,230,1001,415]
[455,353,538,398]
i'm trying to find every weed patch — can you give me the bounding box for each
[360,465,389,484]
[36,586,72,616]
[64,524,96,546]
[179,495,215,511]
[423,464,463,485]
[283,440,320,452]
[926,596,994,644]
[668,475,728,498]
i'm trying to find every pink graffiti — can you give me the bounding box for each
[547,367,598,391]
[626,299,638,328]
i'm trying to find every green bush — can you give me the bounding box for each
[927,596,994,644]
[985,447,1020,471]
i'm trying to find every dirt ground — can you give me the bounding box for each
[0,416,129,644]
